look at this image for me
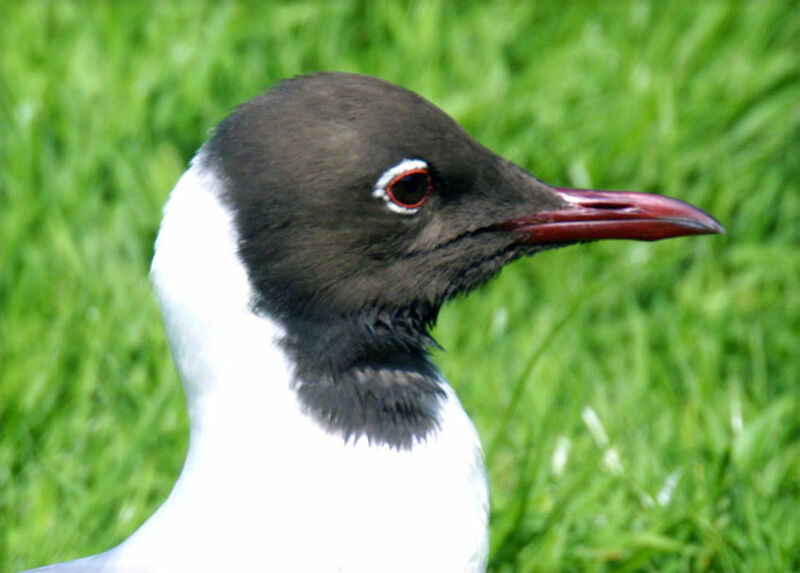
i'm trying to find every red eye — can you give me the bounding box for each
[385,169,432,209]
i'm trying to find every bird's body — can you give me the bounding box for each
[31,158,489,573]
[24,73,721,573]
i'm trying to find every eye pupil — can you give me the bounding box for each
[388,171,430,208]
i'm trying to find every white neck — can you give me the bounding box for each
[149,155,294,446]
[98,157,489,572]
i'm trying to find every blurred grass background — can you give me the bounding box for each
[1,1,798,571]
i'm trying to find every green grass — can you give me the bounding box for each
[2,1,798,571]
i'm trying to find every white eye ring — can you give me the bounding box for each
[372,158,430,215]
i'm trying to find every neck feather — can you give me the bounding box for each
[150,155,290,412]
[150,156,445,449]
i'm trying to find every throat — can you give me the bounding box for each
[293,349,446,449]
[280,310,447,449]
